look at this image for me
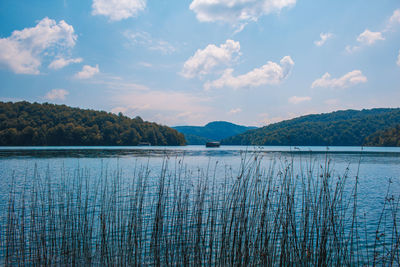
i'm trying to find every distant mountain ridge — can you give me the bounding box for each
[222,108,400,146]
[173,121,257,145]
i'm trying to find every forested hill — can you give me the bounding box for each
[222,108,400,146]
[364,125,400,147]
[173,121,256,145]
[0,101,186,146]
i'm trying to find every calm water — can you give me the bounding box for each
[1,145,399,217]
[0,145,399,264]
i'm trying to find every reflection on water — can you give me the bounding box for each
[1,145,400,158]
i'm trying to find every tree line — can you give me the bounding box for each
[364,124,400,147]
[0,101,186,146]
[222,108,400,146]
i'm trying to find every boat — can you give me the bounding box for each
[206,141,220,148]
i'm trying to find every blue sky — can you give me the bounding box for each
[0,0,399,126]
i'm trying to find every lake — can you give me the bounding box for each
[0,145,399,265]
[1,145,399,214]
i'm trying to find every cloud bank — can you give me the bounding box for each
[190,0,296,25]
[357,29,385,45]
[204,56,294,90]
[387,9,400,29]
[49,57,82,70]
[314,32,333,47]
[92,0,146,21]
[0,17,77,74]
[346,8,400,53]
[311,70,367,89]
[74,65,100,79]
[181,40,240,79]
[45,89,69,100]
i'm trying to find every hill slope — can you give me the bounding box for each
[222,108,400,146]
[364,124,400,147]
[174,121,256,145]
[0,101,186,146]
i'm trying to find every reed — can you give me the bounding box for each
[0,153,399,266]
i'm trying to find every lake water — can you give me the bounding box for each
[1,146,399,228]
[1,145,399,203]
[1,145,400,217]
[0,145,399,265]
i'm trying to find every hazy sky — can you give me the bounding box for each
[1,0,399,126]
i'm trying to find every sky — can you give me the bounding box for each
[0,0,399,127]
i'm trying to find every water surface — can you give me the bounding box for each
[0,145,399,264]
[1,145,399,214]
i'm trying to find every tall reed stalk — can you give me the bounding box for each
[0,153,399,266]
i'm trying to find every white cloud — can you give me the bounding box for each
[204,56,294,90]
[347,28,385,53]
[288,96,311,104]
[345,45,360,53]
[314,32,333,47]
[190,0,296,25]
[124,31,175,54]
[0,17,77,74]
[228,108,242,115]
[311,70,367,89]
[356,29,385,45]
[74,64,99,79]
[347,9,400,53]
[181,40,240,79]
[92,0,146,21]
[387,9,400,28]
[397,50,400,66]
[48,57,82,70]
[45,89,69,100]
